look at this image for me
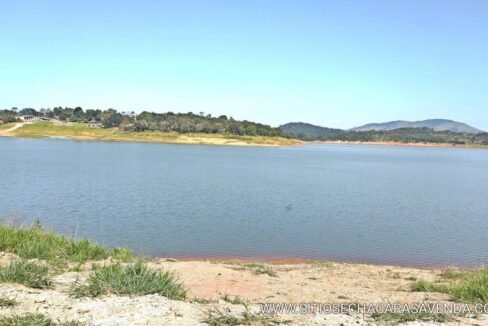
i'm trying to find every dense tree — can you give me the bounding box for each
[128,111,286,137]
[0,109,19,123]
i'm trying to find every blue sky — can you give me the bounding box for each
[1,0,487,129]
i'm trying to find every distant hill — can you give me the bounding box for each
[351,119,483,134]
[279,122,344,140]
[279,120,488,145]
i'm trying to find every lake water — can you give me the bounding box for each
[1,137,488,267]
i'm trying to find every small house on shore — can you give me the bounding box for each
[87,120,102,128]
[19,115,38,123]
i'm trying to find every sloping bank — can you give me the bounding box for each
[0,222,487,325]
[5,122,303,147]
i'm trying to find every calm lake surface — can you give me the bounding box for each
[1,137,488,267]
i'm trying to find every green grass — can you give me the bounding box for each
[0,313,84,326]
[411,279,444,292]
[203,308,290,326]
[240,263,277,277]
[0,260,52,289]
[0,222,132,265]
[71,261,186,299]
[439,269,473,280]
[13,122,114,138]
[372,311,451,325]
[0,297,17,307]
[0,122,16,130]
[412,269,488,303]
[12,121,302,146]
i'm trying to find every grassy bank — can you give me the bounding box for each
[413,269,488,303]
[72,262,187,299]
[0,222,187,302]
[9,122,302,146]
[0,260,52,289]
[0,122,16,130]
[0,221,132,265]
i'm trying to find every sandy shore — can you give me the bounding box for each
[151,258,445,303]
[68,134,302,147]
[0,254,484,325]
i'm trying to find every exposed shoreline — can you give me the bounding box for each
[0,223,485,325]
[149,257,446,302]
[160,255,457,269]
[312,139,488,149]
[0,122,303,147]
[1,254,482,325]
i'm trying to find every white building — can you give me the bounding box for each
[19,115,39,123]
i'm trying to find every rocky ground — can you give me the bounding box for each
[0,254,486,325]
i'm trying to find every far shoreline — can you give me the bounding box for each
[3,121,487,149]
[311,139,488,149]
[3,131,487,150]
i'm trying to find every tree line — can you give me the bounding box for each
[284,125,488,146]
[0,107,289,138]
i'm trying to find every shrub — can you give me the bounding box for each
[411,279,443,292]
[0,260,51,289]
[71,261,186,300]
[241,263,277,277]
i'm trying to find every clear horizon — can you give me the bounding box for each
[1,1,487,130]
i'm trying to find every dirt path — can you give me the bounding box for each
[0,123,23,136]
